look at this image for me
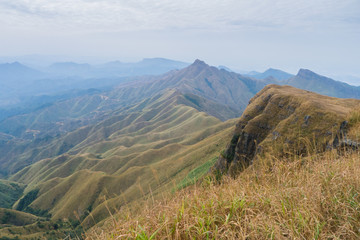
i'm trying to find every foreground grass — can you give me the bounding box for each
[85,149,360,239]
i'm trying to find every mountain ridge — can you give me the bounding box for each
[286,68,360,99]
[215,84,360,175]
[5,89,237,227]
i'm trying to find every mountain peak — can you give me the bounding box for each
[192,59,208,67]
[297,69,319,78]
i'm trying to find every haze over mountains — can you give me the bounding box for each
[1,58,360,238]
[0,58,189,108]
[245,68,294,81]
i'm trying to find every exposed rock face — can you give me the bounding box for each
[215,84,360,176]
[332,121,360,149]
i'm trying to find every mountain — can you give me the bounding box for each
[0,62,44,81]
[0,59,262,143]
[247,68,294,81]
[334,74,360,86]
[121,57,189,75]
[84,85,360,240]
[246,70,261,76]
[108,59,265,116]
[215,84,360,175]
[0,59,265,233]
[0,62,48,107]
[286,69,360,99]
[97,57,189,77]
[3,59,360,238]
[5,89,236,228]
[217,65,233,72]
[0,58,190,109]
[0,59,263,178]
[45,58,190,78]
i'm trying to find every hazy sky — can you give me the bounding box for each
[0,0,359,77]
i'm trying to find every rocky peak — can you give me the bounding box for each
[296,68,319,79]
[191,59,209,68]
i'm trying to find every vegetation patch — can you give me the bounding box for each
[0,181,24,209]
[16,189,39,212]
[176,156,218,190]
[348,110,360,126]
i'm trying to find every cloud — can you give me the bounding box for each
[0,0,358,33]
[0,0,359,78]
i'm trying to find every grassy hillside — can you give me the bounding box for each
[84,87,360,239]
[0,208,39,227]
[88,149,360,239]
[0,216,76,240]
[216,84,360,175]
[0,60,256,177]
[85,107,360,239]
[0,59,257,141]
[4,90,236,229]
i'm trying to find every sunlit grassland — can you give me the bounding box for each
[87,148,360,240]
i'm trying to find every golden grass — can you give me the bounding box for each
[348,110,360,141]
[86,149,360,239]
[8,115,235,227]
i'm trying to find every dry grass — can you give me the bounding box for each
[8,98,235,225]
[85,148,360,239]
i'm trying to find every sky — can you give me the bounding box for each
[0,0,359,80]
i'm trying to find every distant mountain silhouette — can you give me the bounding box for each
[0,58,190,108]
[0,62,44,80]
[217,65,233,72]
[286,69,360,99]
[246,68,294,81]
[46,58,190,78]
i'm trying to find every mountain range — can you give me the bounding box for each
[0,58,189,109]
[1,59,360,238]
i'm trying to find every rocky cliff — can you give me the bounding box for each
[215,84,360,175]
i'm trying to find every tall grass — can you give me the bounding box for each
[85,148,360,239]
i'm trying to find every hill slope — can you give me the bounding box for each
[5,90,236,228]
[90,146,360,239]
[0,59,257,141]
[0,180,25,208]
[215,84,360,175]
[85,86,360,240]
